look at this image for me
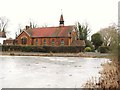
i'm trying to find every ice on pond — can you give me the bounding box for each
[0,56,110,88]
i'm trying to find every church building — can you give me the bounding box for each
[16,14,85,46]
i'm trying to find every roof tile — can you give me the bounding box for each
[25,26,73,37]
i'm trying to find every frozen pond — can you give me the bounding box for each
[0,56,110,88]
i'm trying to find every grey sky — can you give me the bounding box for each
[0,0,119,38]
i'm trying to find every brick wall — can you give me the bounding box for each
[17,31,32,45]
[31,37,71,46]
[17,31,71,46]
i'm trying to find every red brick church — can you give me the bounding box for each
[16,14,85,46]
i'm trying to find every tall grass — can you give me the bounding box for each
[83,29,120,89]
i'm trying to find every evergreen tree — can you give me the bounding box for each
[91,33,103,50]
[76,22,90,41]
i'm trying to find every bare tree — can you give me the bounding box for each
[98,24,118,46]
[0,17,9,32]
[0,17,10,38]
[41,23,48,27]
[28,19,38,28]
[29,21,37,28]
[18,24,23,33]
[15,24,23,38]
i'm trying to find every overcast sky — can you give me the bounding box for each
[0,0,119,39]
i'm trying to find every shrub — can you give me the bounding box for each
[85,40,95,52]
[99,46,110,53]
[1,45,85,53]
[43,46,84,53]
[85,47,92,52]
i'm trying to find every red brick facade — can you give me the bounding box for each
[17,31,72,46]
[17,31,32,45]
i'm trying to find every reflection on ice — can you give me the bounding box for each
[0,56,110,88]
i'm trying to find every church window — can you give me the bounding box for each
[21,37,27,45]
[36,39,38,46]
[44,39,47,46]
[52,39,55,46]
[61,39,64,46]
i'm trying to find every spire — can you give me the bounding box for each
[60,14,64,21]
[59,11,64,26]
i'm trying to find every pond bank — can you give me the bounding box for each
[83,58,120,88]
[0,51,110,58]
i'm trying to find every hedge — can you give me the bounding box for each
[0,45,85,53]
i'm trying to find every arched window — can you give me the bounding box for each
[21,37,27,45]
[52,39,55,46]
[44,39,47,46]
[61,39,64,46]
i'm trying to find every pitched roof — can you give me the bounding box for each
[71,40,86,46]
[0,31,6,38]
[24,26,74,38]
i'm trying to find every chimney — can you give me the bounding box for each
[25,26,30,30]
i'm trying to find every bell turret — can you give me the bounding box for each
[59,14,64,26]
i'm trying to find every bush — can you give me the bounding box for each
[85,47,92,52]
[43,46,84,53]
[85,40,95,52]
[1,45,85,53]
[99,46,110,53]
[21,46,32,52]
